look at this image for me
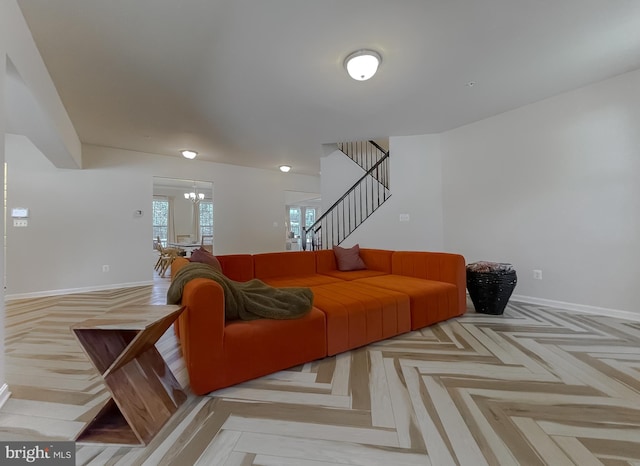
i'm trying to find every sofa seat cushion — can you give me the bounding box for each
[310,281,411,355]
[355,275,459,330]
[211,307,327,393]
[261,274,342,288]
[319,269,388,281]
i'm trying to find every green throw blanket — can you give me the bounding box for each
[167,262,314,321]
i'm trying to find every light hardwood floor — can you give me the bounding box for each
[1,272,640,465]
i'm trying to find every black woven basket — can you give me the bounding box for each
[466,269,517,315]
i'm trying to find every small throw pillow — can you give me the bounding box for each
[189,247,222,272]
[333,244,366,271]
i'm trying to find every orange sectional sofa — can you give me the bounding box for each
[171,248,466,395]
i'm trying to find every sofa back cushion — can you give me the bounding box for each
[359,249,393,273]
[392,251,465,284]
[316,248,392,274]
[217,255,254,282]
[315,249,338,273]
[253,251,317,279]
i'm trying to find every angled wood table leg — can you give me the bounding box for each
[71,305,187,446]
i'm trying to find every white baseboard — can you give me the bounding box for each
[4,281,154,302]
[511,294,640,323]
[0,383,11,409]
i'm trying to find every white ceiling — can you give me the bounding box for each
[17,0,640,175]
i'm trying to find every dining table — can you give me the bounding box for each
[167,242,201,255]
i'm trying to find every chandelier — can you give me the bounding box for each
[184,185,205,204]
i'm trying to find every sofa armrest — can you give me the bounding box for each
[171,257,190,278]
[391,251,466,315]
[176,278,226,394]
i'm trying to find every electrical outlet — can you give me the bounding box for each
[102,265,110,272]
[533,269,542,280]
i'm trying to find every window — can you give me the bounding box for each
[287,206,318,238]
[199,201,213,239]
[303,207,317,250]
[289,207,301,237]
[286,205,318,250]
[305,208,316,228]
[152,198,169,246]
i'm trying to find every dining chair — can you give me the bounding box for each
[200,235,213,253]
[155,237,183,277]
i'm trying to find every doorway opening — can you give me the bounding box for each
[284,191,321,251]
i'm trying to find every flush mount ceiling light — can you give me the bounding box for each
[279,165,291,173]
[181,150,198,159]
[344,49,381,81]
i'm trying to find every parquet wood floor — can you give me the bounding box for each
[1,272,639,465]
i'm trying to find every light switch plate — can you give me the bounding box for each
[11,207,29,218]
[14,219,28,227]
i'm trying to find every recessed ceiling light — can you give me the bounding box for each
[279,165,291,173]
[344,49,382,81]
[466,81,476,87]
[181,150,198,159]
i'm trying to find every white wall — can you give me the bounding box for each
[1,0,81,406]
[0,19,7,404]
[320,135,444,251]
[320,150,363,211]
[5,141,320,298]
[441,69,640,316]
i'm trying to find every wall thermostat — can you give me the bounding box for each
[11,207,29,218]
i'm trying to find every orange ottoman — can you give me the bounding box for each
[311,281,411,355]
[355,275,459,330]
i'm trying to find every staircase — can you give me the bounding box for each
[303,140,391,251]
[337,140,389,187]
